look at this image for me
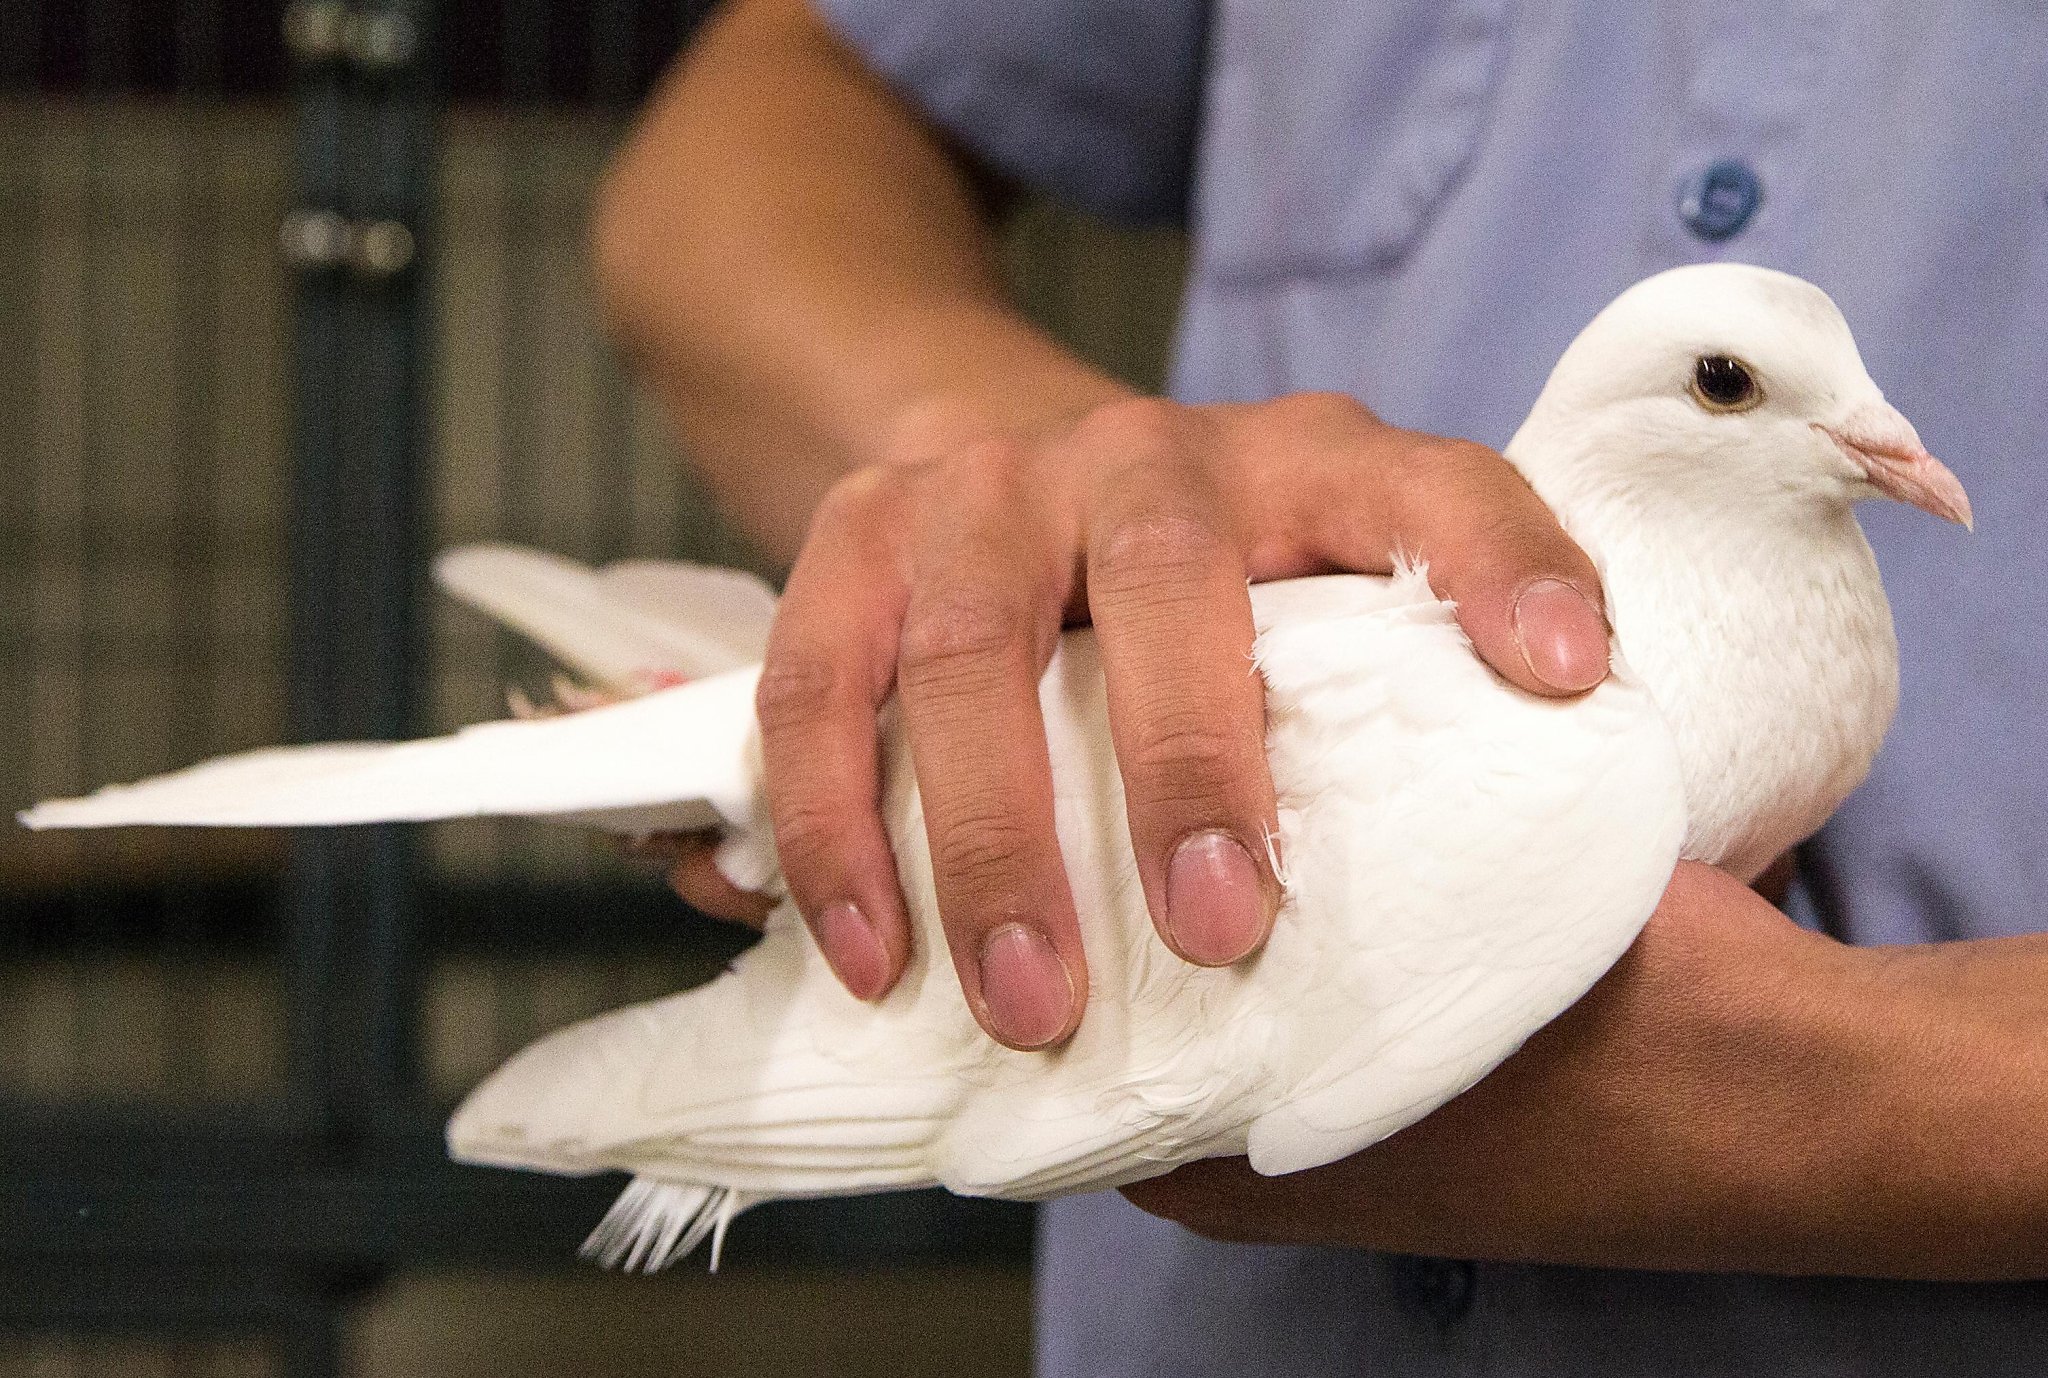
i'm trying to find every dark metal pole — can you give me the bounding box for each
[283,0,436,1148]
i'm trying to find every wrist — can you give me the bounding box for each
[1818,936,2048,1276]
[1663,903,2048,1277]
[1416,871,1891,1270]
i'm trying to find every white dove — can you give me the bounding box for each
[21,264,1972,1271]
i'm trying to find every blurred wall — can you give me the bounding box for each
[2,98,1186,882]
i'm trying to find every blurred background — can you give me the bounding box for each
[0,0,1184,1372]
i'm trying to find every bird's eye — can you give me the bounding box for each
[1690,355,1761,413]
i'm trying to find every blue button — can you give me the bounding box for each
[1678,160,1763,242]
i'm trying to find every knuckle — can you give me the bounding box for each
[814,466,900,531]
[754,654,843,738]
[912,440,1056,542]
[1277,389,1379,435]
[764,795,844,877]
[1456,502,1565,564]
[1091,512,1226,598]
[1406,435,1512,486]
[942,436,1035,496]
[1470,508,1566,563]
[1069,395,1187,459]
[1123,715,1249,803]
[899,587,1026,684]
[927,807,1038,893]
[1393,438,1539,528]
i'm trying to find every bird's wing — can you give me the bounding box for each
[434,544,778,688]
[17,667,763,837]
[448,908,958,1196]
[1238,575,1687,1176]
[445,573,1682,1231]
[446,905,970,1271]
[916,573,1684,1198]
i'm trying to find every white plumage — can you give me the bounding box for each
[433,542,778,687]
[19,265,1971,1270]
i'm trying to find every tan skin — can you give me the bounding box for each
[601,0,1609,1047]
[1129,863,2048,1280]
[596,0,2048,1277]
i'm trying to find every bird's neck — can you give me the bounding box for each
[1507,428,1899,880]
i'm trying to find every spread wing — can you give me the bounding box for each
[22,546,783,839]
[18,668,763,837]
[434,544,778,688]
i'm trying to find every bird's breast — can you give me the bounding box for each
[1601,516,1898,879]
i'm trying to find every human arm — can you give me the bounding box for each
[1124,861,2048,1280]
[594,0,1614,1046]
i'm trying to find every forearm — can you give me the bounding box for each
[1446,888,2048,1277]
[592,0,1124,561]
[1130,863,2048,1279]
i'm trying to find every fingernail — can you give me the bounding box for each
[978,923,1077,1049]
[815,901,891,1002]
[1513,579,1610,692]
[1166,831,1269,965]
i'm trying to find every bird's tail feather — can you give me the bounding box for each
[580,1178,758,1273]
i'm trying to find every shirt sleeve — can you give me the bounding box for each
[812,0,1208,225]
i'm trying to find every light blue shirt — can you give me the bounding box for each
[815,2,2048,1372]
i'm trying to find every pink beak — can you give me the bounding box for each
[1816,404,1974,530]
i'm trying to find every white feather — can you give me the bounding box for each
[442,572,1678,1208]
[20,265,1966,1270]
[434,543,777,688]
[17,668,762,838]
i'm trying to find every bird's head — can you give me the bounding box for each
[1516,263,1972,530]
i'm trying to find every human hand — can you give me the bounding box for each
[1118,861,1996,1276]
[627,831,777,929]
[672,391,1611,1049]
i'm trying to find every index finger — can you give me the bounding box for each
[755,483,916,1003]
